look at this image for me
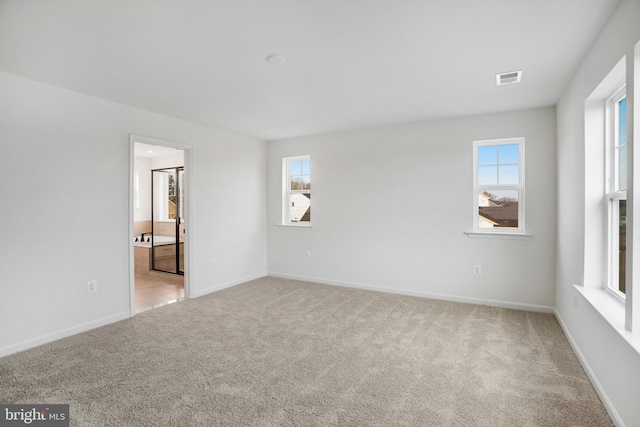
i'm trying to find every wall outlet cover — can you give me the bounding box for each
[88,280,98,293]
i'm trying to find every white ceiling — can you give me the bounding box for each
[0,0,620,141]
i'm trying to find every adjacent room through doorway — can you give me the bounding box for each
[132,139,188,313]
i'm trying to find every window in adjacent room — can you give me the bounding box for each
[153,168,181,221]
[283,155,311,225]
[607,87,627,296]
[473,138,525,233]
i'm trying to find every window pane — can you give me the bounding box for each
[618,98,627,145]
[478,166,497,185]
[498,144,519,164]
[478,146,497,166]
[477,189,518,229]
[618,143,627,191]
[301,159,311,175]
[618,199,626,294]
[291,160,302,175]
[301,174,310,190]
[498,165,519,185]
[291,176,302,190]
[289,193,311,223]
[178,169,184,220]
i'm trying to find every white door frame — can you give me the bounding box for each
[129,134,194,316]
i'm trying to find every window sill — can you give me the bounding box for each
[464,232,533,240]
[275,224,313,229]
[573,284,640,355]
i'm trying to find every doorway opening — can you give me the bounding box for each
[130,135,192,314]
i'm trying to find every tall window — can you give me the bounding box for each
[283,156,311,224]
[473,138,525,233]
[607,87,627,295]
[153,167,184,221]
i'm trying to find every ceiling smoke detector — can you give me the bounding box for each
[496,70,522,86]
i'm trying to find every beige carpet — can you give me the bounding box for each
[0,277,612,426]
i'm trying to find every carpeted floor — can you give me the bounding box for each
[0,277,612,426]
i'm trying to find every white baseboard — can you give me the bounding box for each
[268,272,554,313]
[553,309,623,427]
[192,271,268,298]
[0,311,130,358]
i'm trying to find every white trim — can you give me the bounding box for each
[464,232,533,240]
[274,224,314,229]
[129,140,136,315]
[268,272,554,313]
[554,308,625,427]
[192,272,268,298]
[607,191,628,200]
[0,312,130,358]
[129,134,194,315]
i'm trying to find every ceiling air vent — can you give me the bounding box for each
[496,70,522,86]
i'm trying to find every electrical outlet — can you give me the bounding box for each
[210,258,215,267]
[305,251,311,259]
[87,280,98,293]
[473,265,482,275]
[573,291,578,309]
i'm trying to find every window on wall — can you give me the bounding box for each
[283,156,311,225]
[153,168,184,222]
[607,87,627,296]
[473,138,525,233]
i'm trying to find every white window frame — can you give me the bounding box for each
[282,155,311,226]
[472,137,525,234]
[606,86,627,298]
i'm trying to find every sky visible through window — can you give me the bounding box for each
[619,97,627,142]
[618,97,627,191]
[290,159,311,190]
[477,144,519,186]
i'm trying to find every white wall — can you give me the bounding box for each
[133,156,151,222]
[0,71,267,355]
[150,152,184,170]
[268,107,557,310]
[555,1,640,425]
